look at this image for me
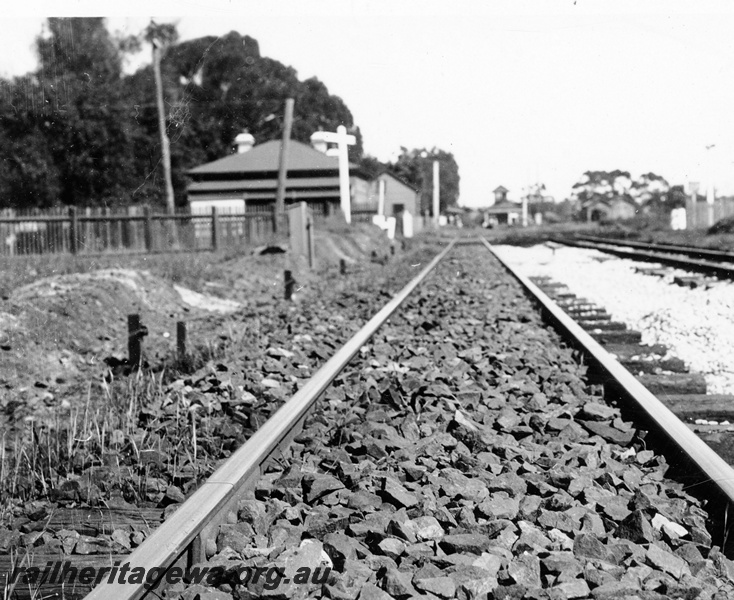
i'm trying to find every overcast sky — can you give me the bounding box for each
[2,1,734,206]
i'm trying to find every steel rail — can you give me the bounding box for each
[484,238,734,508]
[84,240,456,600]
[575,234,734,263]
[554,237,734,278]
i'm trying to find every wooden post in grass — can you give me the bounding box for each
[211,206,219,251]
[306,213,315,269]
[69,206,78,255]
[340,258,346,275]
[432,160,440,227]
[275,98,295,235]
[128,314,148,367]
[144,206,153,252]
[177,321,187,360]
[284,270,295,300]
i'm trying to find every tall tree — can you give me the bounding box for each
[32,18,136,207]
[388,147,460,213]
[570,170,633,205]
[0,76,61,208]
[630,172,669,204]
[0,21,371,210]
[145,21,178,214]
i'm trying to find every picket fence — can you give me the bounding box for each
[0,206,284,257]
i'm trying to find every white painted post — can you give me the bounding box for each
[319,126,356,224]
[403,210,414,238]
[688,182,699,229]
[378,179,386,217]
[432,161,440,227]
[337,126,352,224]
[706,144,716,227]
[289,201,309,261]
[522,195,529,227]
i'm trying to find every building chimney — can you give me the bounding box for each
[310,131,329,154]
[234,131,255,153]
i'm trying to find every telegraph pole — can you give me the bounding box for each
[274,98,295,233]
[432,160,440,227]
[152,38,175,215]
[706,144,716,228]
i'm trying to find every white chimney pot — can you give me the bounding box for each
[310,131,329,154]
[235,132,255,153]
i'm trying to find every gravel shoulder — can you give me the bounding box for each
[494,244,734,395]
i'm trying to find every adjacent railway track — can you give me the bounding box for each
[554,235,734,278]
[6,236,734,600]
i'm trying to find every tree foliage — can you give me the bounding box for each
[571,170,633,205]
[387,147,460,214]
[0,19,367,210]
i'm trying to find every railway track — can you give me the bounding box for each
[6,237,734,600]
[554,235,734,279]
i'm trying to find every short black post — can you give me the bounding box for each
[390,245,395,256]
[69,207,78,255]
[211,206,219,251]
[176,321,187,360]
[339,259,346,275]
[128,314,148,367]
[143,206,153,252]
[284,270,295,300]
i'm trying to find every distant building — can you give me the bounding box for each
[582,196,637,222]
[186,133,423,233]
[186,132,372,218]
[493,186,509,203]
[358,171,420,220]
[483,186,521,226]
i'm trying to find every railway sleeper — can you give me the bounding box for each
[604,343,669,359]
[672,275,711,290]
[685,427,734,466]
[635,373,707,395]
[662,395,734,423]
[634,265,667,277]
[579,320,626,331]
[590,330,642,344]
[555,298,594,308]
[565,310,612,321]
[621,356,689,374]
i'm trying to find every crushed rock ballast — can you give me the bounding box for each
[172,245,734,600]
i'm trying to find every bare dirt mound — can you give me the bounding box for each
[0,222,391,414]
[0,269,238,406]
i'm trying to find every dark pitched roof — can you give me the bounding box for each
[493,186,509,193]
[188,139,359,176]
[491,199,521,209]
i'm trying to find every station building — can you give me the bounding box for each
[483,186,522,226]
[185,132,419,223]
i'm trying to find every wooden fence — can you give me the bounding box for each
[0,206,285,257]
[685,197,734,229]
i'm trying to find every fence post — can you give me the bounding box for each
[306,214,314,269]
[128,314,148,367]
[211,206,219,251]
[69,206,78,255]
[144,206,153,251]
[177,321,187,361]
[284,270,295,300]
